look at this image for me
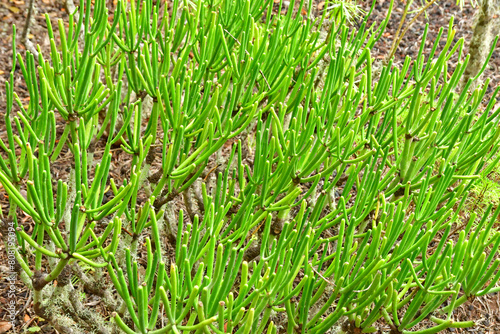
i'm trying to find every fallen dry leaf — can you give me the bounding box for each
[318,1,325,11]
[0,321,12,334]
[8,6,20,14]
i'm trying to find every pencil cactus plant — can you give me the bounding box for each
[1,0,500,333]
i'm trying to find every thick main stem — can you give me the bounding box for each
[461,0,500,89]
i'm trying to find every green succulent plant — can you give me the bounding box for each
[1,0,500,333]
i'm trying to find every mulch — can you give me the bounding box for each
[1,0,500,333]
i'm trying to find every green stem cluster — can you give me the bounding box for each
[1,0,500,333]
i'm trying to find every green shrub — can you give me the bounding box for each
[1,0,500,333]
